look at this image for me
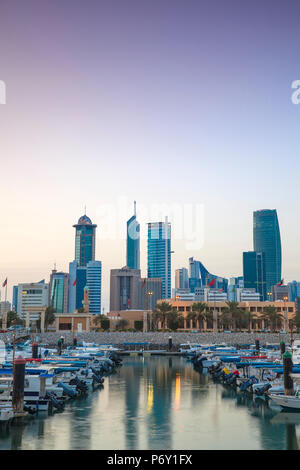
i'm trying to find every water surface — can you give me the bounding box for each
[0,356,298,450]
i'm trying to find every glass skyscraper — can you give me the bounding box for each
[243,251,266,300]
[86,261,102,314]
[147,219,171,299]
[126,201,140,270]
[49,271,69,313]
[73,214,97,267]
[253,209,282,294]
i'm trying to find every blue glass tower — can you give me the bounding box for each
[188,257,228,292]
[253,209,282,294]
[126,201,140,270]
[73,214,97,267]
[87,260,102,314]
[147,219,171,299]
[49,271,69,313]
[243,251,266,300]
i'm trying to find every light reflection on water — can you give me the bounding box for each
[0,356,298,450]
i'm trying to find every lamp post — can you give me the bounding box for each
[148,291,153,331]
[283,296,289,333]
[267,291,272,302]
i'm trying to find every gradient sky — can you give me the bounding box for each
[1,0,300,311]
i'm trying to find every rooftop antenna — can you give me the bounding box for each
[84,205,86,215]
[134,200,136,217]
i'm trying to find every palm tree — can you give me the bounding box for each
[262,305,282,332]
[45,307,56,331]
[191,302,207,332]
[186,311,197,330]
[222,301,243,331]
[243,310,257,333]
[153,301,177,330]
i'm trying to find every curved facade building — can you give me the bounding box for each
[126,202,140,270]
[253,209,282,294]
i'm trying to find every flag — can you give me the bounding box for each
[2,278,7,288]
[127,298,130,308]
[276,279,284,287]
[219,287,224,292]
[208,278,215,287]
[142,279,146,287]
[73,278,77,287]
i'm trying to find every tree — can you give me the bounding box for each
[153,302,177,330]
[167,311,183,331]
[6,311,24,328]
[100,317,110,330]
[293,310,300,332]
[242,310,257,333]
[191,302,208,332]
[45,307,56,331]
[262,305,282,332]
[222,301,244,331]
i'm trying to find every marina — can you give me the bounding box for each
[0,341,300,450]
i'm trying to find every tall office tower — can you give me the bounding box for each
[139,277,162,310]
[17,281,49,321]
[110,267,141,311]
[68,261,87,313]
[288,281,300,302]
[49,269,69,313]
[147,218,171,299]
[253,209,282,294]
[243,251,266,300]
[86,261,102,314]
[126,201,140,270]
[73,214,97,267]
[12,285,18,312]
[175,268,189,290]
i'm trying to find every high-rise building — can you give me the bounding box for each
[49,269,69,313]
[12,285,18,312]
[175,268,189,289]
[68,261,87,313]
[188,257,228,292]
[288,281,300,302]
[126,201,140,270]
[73,214,97,267]
[86,260,102,314]
[17,281,49,321]
[0,301,11,318]
[272,284,289,301]
[139,277,162,310]
[110,267,141,311]
[243,251,266,300]
[147,218,171,299]
[253,209,282,294]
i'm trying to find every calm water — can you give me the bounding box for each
[0,356,299,450]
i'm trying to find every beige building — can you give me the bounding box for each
[107,310,152,330]
[157,299,295,332]
[110,267,141,311]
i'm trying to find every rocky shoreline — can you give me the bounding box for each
[7,331,297,348]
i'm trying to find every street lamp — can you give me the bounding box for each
[283,295,289,333]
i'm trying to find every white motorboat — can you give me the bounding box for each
[269,393,300,410]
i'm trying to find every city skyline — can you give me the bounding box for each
[2,1,300,311]
[2,205,298,313]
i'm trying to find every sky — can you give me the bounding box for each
[1,0,300,312]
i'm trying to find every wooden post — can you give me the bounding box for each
[12,356,26,413]
[32,342,38,359]
[280,340,286,357]
[283,351,294,396]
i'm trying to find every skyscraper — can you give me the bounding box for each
[126,201,140,270]
[253,209,282,293]
[188,257,228,292]
[49,269,69,313]
[175,268,189,289]
[86,260,102,314]
[110,266,141,311]
[73,214,97,267]
[147,218,171,299]
[243,251,266,300]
